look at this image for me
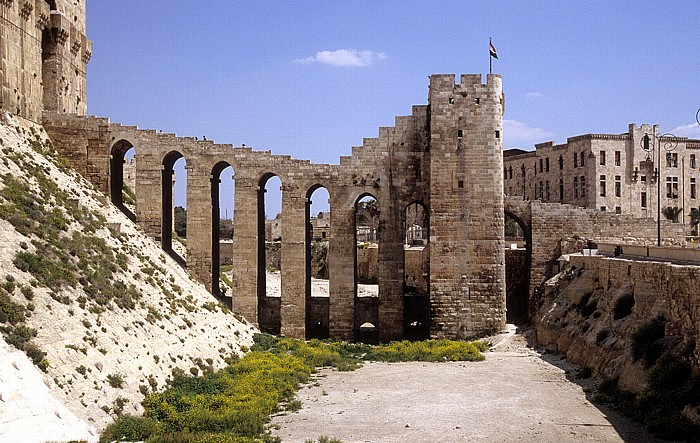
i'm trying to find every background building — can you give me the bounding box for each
[504,124,700,238]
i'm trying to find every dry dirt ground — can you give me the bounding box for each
[271,326,661,443]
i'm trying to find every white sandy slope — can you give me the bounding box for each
[0,114,256,442]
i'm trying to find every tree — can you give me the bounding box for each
[174,206,187,238]
[219,218,233,239]
[662,206,681,223]
[690,208,700,235]
[504,217,523,238]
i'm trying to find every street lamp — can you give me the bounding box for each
[640,130,680,246]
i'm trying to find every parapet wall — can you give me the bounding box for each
[539,254,700,383]
[530,200,685,287]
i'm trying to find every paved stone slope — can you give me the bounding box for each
[0,113,255,441]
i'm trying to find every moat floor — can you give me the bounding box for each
[271,327,661,443]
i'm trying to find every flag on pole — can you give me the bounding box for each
[489,40,498,59]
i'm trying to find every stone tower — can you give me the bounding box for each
[0,0,91,122]
[428,74,506,338]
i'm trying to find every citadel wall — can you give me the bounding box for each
[44,74,509,341]
[0,0,90,122]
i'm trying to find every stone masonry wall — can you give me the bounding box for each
[0,0,90,122]
[428,74,506,338]
[537,254,700,391]
[44,74,507,341]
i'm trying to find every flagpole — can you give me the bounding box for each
[489,37,492,75]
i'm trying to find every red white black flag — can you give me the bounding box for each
[489,40,498,59]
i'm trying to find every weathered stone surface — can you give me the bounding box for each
[536,254,700,389]
[44,74,508,341]
[0,0,89,122]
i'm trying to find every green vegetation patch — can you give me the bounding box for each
[362,339,488,362]
[102,334,488,443]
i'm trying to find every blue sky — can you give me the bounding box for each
[86,1,700,216]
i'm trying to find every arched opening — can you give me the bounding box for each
[41,25,58,114]
[162,151,186,266]
[354,194,379,343]
[305,185,331,339]
[211,162,234,303]
[257,174,282,334]
[504,211,531,325]
[403,201,430,340]
[109,140,136,222]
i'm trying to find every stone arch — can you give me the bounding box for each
[305,184,331,339]
[257,172,282,334]
[504,208,532,325]
[354,192,380,343]
[403,200,430,340]
[162,150,185,266]
[211,161,233,298]
[109,139,136,221]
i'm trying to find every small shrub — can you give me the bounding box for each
[107,372,125,389]
[596,329,609,345]
[112,396,128,416]
[613,293,635,320]
[20,285,34,300]
[631,316,666,365]
[76,365,87,376]
[99,415,160,443]
[575,367,592,379]
[22,342,46,365]
[286,399,302,412]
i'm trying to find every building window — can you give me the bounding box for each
[573,153,578,168]
[615,206,622,214]
[574,177,579,198]
[600,150,606,165]
[508,166,513,179]
[539,181,544,200]
[641,191,647,208]
[641,175,647,184]
[558,155,564,170]
[539,158,543,173]
[600,206,607,211]
[457,129,463,138]
[691,154,697,169]
[692,178,697,199]
[580,151,585,167]
[600,175,606,197]
[615,151,621,166]
[580,176,586,197]
[559,178,564,200]
[546,180,550,200]
[615,175,621,198]
[545,157,550,172]
[666,176,679,198]
[534,162,537,176]
[666,152,678,168]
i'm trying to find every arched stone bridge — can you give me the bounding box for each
[44,74,509,342]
